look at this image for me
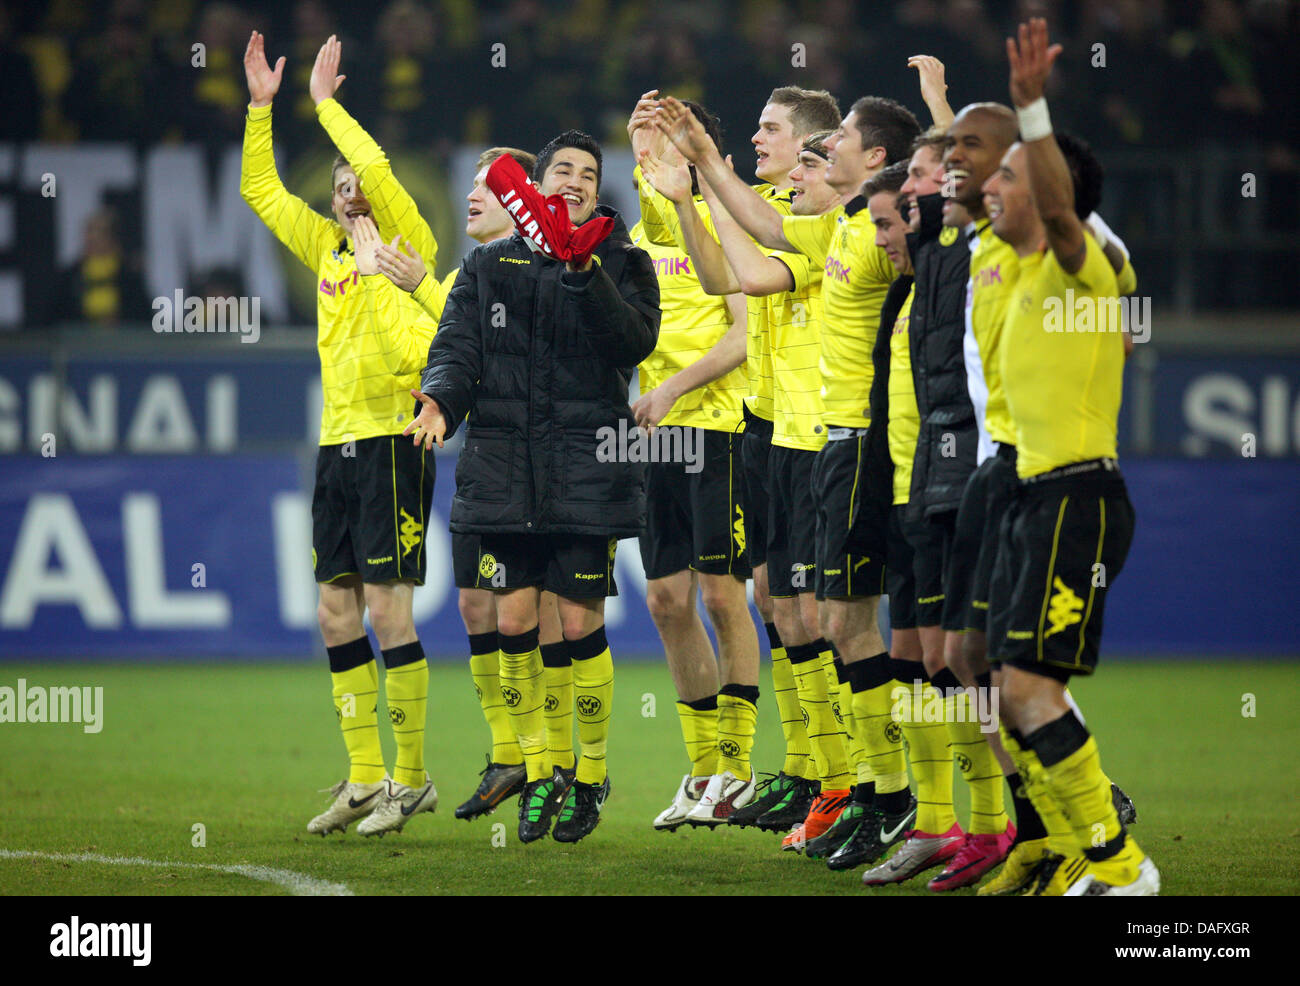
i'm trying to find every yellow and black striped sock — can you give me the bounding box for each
[847,654,908,800]
[541,640,575,772]
[328,636,386,784]
[830,656,868,786]
[717,684,758,780]
[790,639,852,791]
[570,627,614,785]
[767,623,813,780]
[676,696,719,777]
[1026,711,1141,880]
[381,641,428,788]
[944,676,1008,835]
[468,631,523,766]
[899,663,957,834]
[498,626,549,782]
[1002,725,1078,857]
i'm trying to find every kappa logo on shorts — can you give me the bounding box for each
[733,506,746,552]
[479,553,499,580]
[388,706,406,726]
[501,685,522,708]
[1044,576,1085,638]
[719,739,741,759]
[577,695,602,718]
[399,508,423,557]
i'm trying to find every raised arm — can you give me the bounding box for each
[909,55,954,129]
[637,149,740,294]
[240,31,337,271]
[702,173,796,297]
[566,249,661,367]
[1007,18,1087,273]
[656,97,795,253]
[311,36,440,278]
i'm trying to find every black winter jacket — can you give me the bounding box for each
[419,206,660,536]
[906,193,978,522]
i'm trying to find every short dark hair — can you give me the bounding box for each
[477,146,537,174]
[681,100,723,197]
[533,130,603,191]
[769,86,842,138]
[848,96,922,165]
[861,160,909,201]
[1054,131,1104,220]
[910,124,950,161]
[330,153,350,191]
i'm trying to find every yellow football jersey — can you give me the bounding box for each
[1001,235,1124,478]
[969,222,1020,447]
[888,286,918,504]
[782,200,898,428]
[243,103,438,446]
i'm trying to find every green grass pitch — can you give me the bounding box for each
[1,660,1296,895]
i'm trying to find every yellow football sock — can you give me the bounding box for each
[947,692,1008,835]
[791,641,852,790]
[498,628,548,782]
[570,630,614,785]
[900,684,957,834]
[541,642,575,772]
[850,656,908,795]
[675,699,719,777]
[716,688,758,779]
[1001,725,1077,857]
[382,643,428,788]
[768,631,813,779]
[836,675,869,786]
[328,638,386,784]
[468,634,523,766]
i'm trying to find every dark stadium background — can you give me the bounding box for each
[1,0,1297,661]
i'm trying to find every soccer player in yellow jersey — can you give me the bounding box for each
[635,86,842,833]
[655,93,921,848]
[976,17,1158,896]
[627,101,765,827]
[240,32,437,836]
[365,145,576,822]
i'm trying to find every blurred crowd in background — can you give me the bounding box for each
[5,0,1298,326]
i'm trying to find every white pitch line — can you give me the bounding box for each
[0,849,353,896]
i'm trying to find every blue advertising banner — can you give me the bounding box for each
[0,454,1296,659]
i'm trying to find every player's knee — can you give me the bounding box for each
[820,607,845,645]
[699,577,745,626]
[457,589,495,634]
[645,581,692,628]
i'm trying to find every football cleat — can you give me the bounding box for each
[755,776,820,833]
[928,821,1017,891]
[727,772,792,828]
[1022,852,1090,896]
[781,789,851,851]
[553,778,606,843]
[517,772,564,843]
[1066,856,1160,896]
[357,774,438,836]
[1112,783,1138,826]
[861,823,965,885]
[804,801,868,860]
[686,770,757,826]
[825,794,917,871]
[307,778,387,836]
[653,774,709,831]
[454,757,526,820]
[976,837,1050,895]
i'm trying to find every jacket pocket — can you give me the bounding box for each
[456,430,515,503]
[562,428,639,504]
